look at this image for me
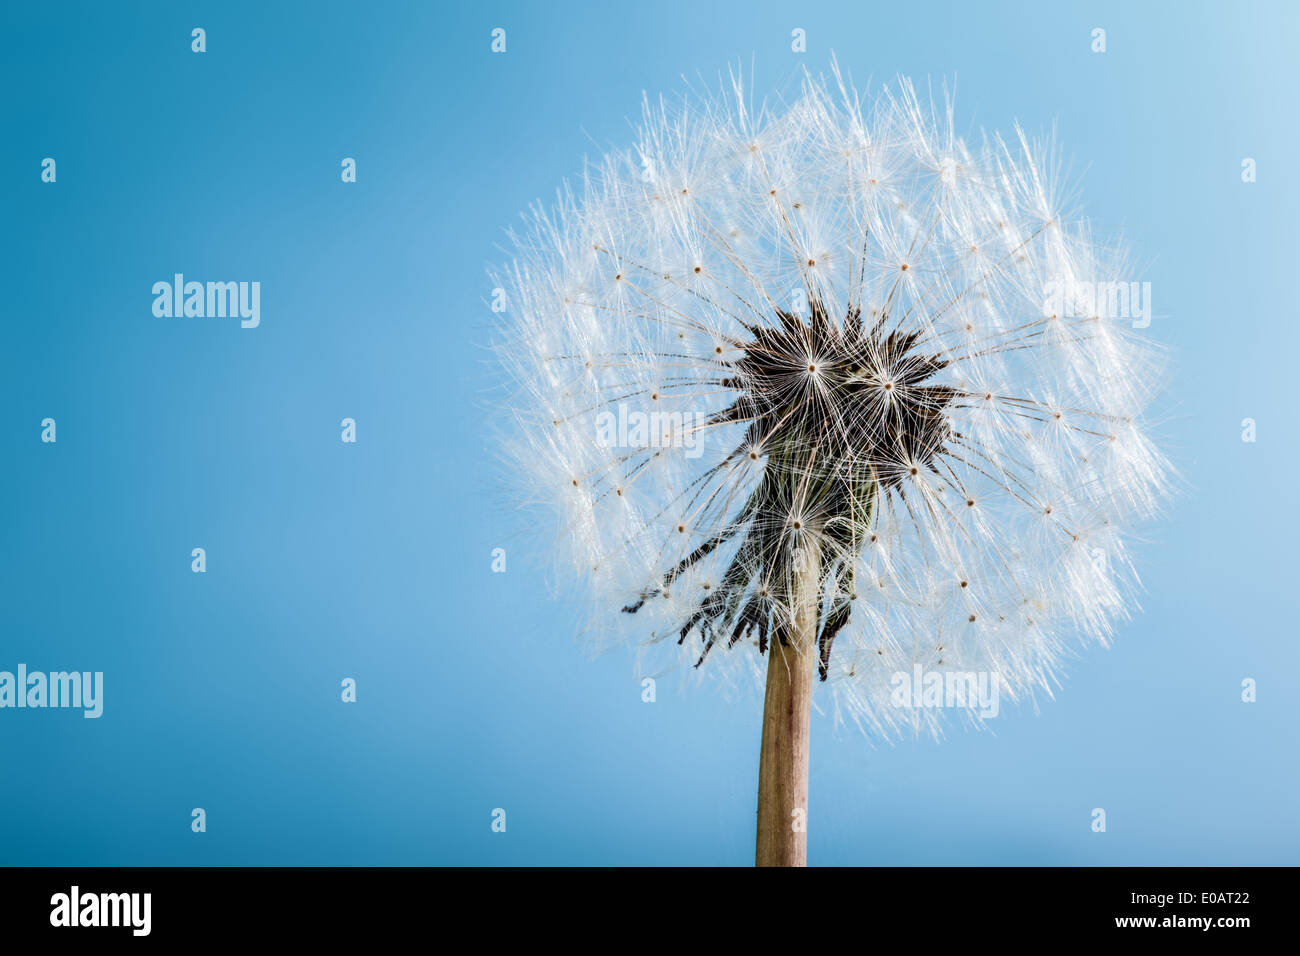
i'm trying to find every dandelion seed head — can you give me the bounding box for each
[494,68,1172,739]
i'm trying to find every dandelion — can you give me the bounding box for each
[494,66,1171,866]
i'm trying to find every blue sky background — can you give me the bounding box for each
[1,0,1297,865]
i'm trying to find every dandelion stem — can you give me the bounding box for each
[755,546,820,867]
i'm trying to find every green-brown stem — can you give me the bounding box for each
[755,547,819,867]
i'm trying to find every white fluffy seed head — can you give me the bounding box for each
[492,67,1173,739]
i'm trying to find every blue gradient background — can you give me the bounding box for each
[2,1,1296,865]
